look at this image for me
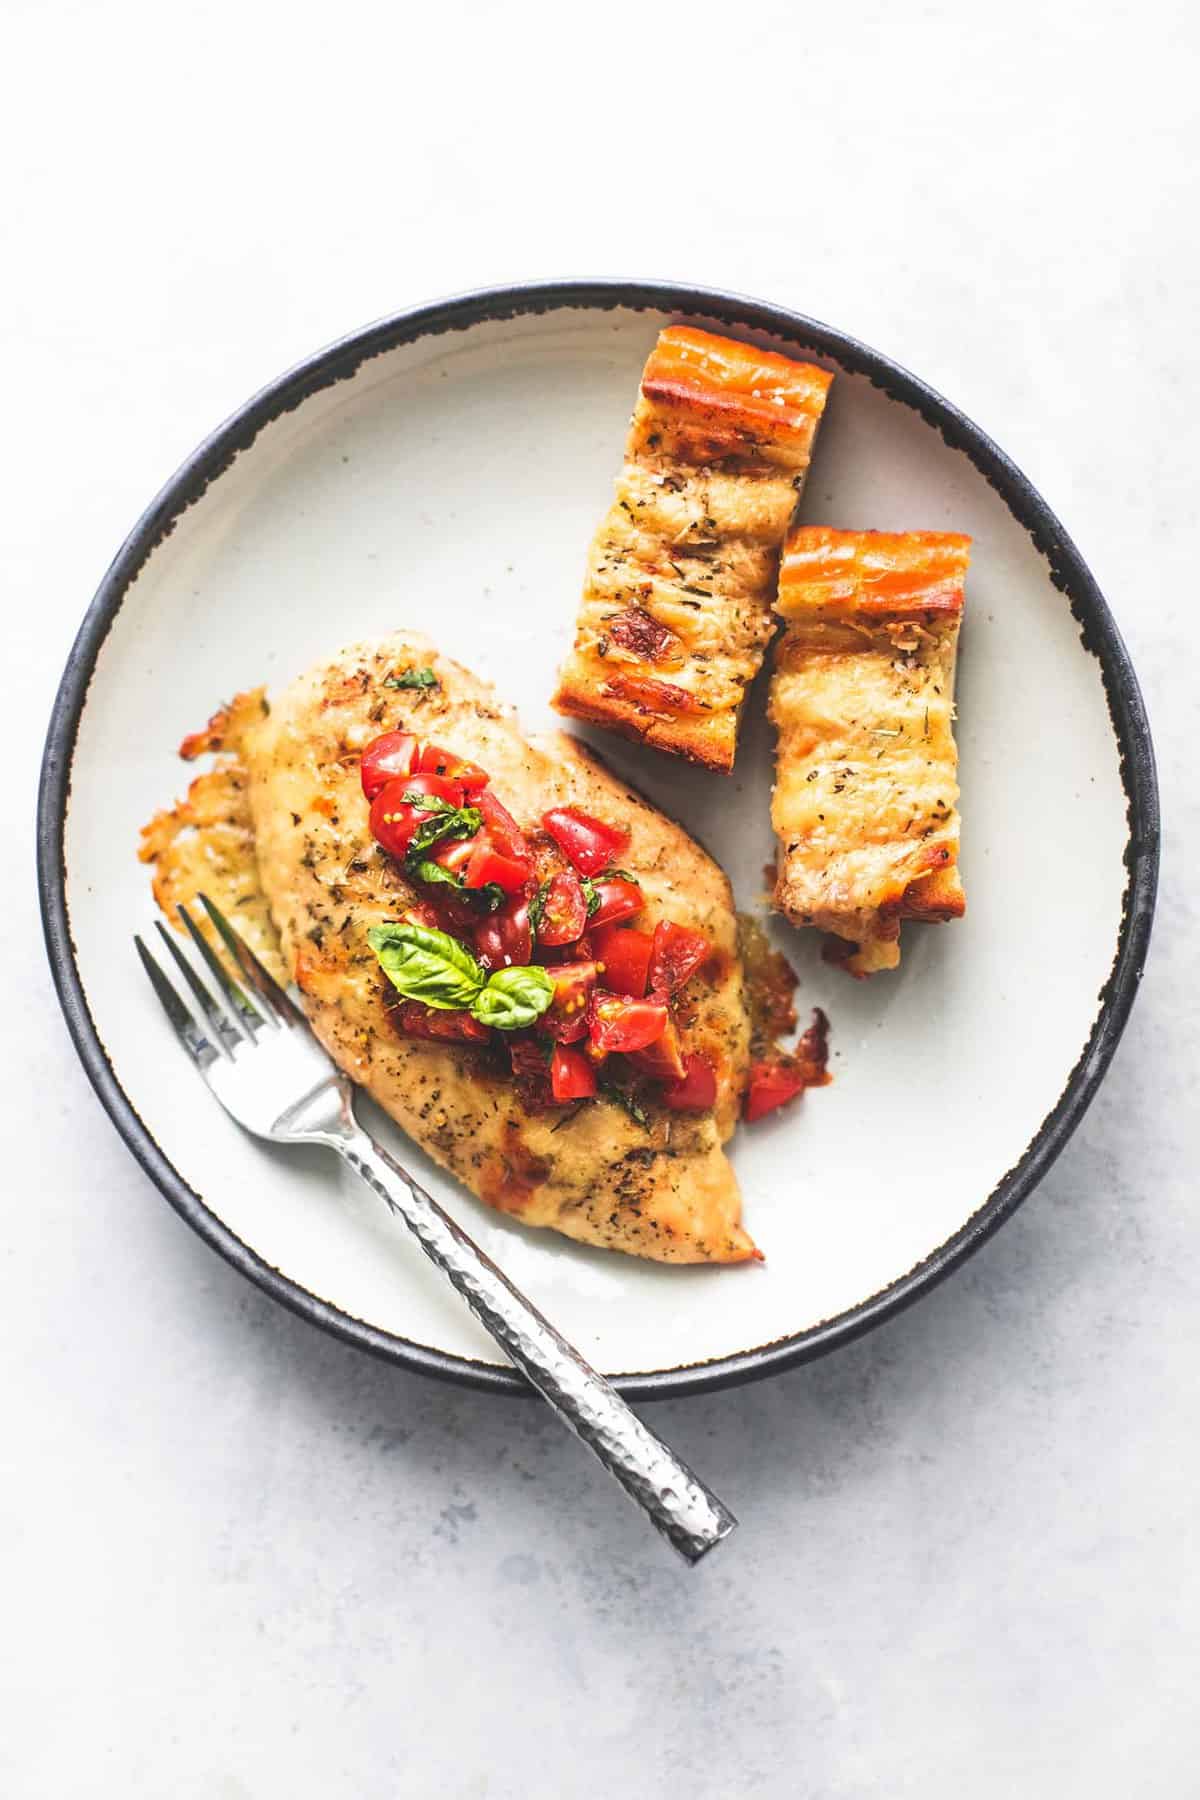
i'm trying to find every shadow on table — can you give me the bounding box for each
[162,998,1158,1573]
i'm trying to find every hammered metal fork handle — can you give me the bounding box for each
[335,1129,736,1563]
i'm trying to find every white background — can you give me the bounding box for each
[4,2,1194,1795]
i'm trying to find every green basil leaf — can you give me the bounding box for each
[581,877,601,919]
[367,923,484,1010]
[469,964,554,1031]
[412,859,463,890]
[383,666,439,691]
[603,868,639,885]
[403,803,481,863]
[403,792,456,814]
[474,883,506,914]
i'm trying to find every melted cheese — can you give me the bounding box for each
[141,638,756,1264]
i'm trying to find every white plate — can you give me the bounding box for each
[38,282,1158,1396]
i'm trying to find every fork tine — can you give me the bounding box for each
[177,902,266,1034]
[134,935,218,1067]
[153,921,241,1059]
[199,893,305,1027]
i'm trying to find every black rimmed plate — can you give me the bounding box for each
[37,280,1159,1397]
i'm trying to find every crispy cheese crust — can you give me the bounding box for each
[769,528,971,975]
[141,637,757,1265]
[553,326,832,771]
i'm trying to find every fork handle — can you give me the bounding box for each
[333,1128,736,1563]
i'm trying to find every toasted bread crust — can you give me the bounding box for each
[553,326,832,771]
[770,528,971,975]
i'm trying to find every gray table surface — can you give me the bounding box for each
[5,2,1193,1793]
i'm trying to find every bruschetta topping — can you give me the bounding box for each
[358,728,717,1115]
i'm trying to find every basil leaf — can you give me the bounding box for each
[469,964,554,1031]
[604,868,639,885]
[383,666,439,691]
[581,877,601,919]
[474,883,506,914]
[403,792,456,814]
[403,803,481,863]
[412,859,463,889]
[367,923,484,1010]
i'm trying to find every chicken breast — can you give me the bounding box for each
[769,527,971,975]
[142,634,755,1264]
[553,326,833,771]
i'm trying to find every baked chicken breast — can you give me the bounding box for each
[141,634,756,1264]
[553,326,833,771]
[769,527,971,975]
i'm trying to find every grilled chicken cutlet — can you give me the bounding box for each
[141,634,756,1264]
[553,326,833,772]
[769,528,971,976]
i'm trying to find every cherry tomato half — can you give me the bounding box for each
[588,991,668,1055]
[592,924,653,997]
[538,960,597,1043]
[477,790,529,860]
[660,1052,717,1112]
[541,806,630,877]
[418,744,490,792]
[368,779,423,857]
[629,1013,685,1082]
[464,836,530,894]
[474,893,533,969]
[391,1000,491,1044]
[359,731,418,801]
[400,771,467,809]
[536,870,588,947]
[744,1059,807,1123]
[429,836,477,878]
[550,1043,597,1102]
[588,877,642,928]
[370,771,467,858]
[647,919,710,996]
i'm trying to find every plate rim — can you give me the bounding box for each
[36,277,1160,1400]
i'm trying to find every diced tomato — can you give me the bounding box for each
[477,790,529,860]
[536,870,588,947]
[418,744,490,792]
[463,835,530,894]
[474,893,532,969]
[550,1043,597,1102]
[647,919,710,996]
[538,960,597,1042]
[588,990,668,1055]
[368,779,424,858]
[391,1001,491,1044]
[359,731,418,801]
[399,771,467,809]
[592,924,654,997]
[429,836,477,877]
[541,806,630,877]
[588,877,642,928]
[660,1052,717,1112]
[744,1059,807,1123]
[630,1015,686,1083]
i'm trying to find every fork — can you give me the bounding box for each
[134,895,736,1563]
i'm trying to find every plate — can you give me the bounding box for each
[38,281,1159,1397]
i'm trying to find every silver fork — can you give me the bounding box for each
[134,896,736,1563]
